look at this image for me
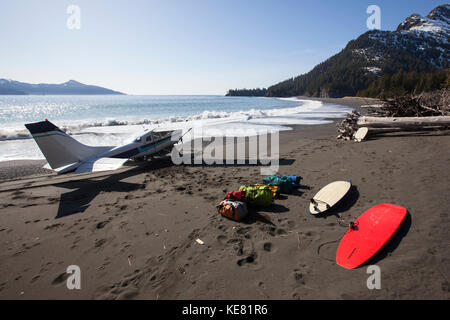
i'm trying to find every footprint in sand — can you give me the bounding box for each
[292,270,305,285]
[279,219,296,229]
[232,240,244,256]
[263,242,272,252]
[95,238,107,248]
[44,223,64,231]
[237,253,257,267]
[203,195,216,201]
[274,228,287,236]
[340,293,356,300]
[96,221,109,229]
[259,225,276,236]
[47,197,59,204]
[21,203,37,208]
[30,275,40,283]
[117,288,139,300]
[217,224,227,231]
[51,272,69,286]
[216,235,228,245]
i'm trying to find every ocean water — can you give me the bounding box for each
[0,95,351,161]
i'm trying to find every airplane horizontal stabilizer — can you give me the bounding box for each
[74,158,129,174]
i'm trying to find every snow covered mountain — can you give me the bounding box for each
[369,3,450,69]
[397,4,450,35]
[266,4,450,98]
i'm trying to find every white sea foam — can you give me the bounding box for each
[0,98,351,161]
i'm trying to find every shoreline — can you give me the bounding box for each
[0,123,339,183]
[296,95,382,111]
[0,96,365,182]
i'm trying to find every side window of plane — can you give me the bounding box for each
[146,135,153,142]
[153,131,171,141]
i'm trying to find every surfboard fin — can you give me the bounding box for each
[310,198,331,209]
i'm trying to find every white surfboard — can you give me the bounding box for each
[353,127,368,142]
[309,181,352,215]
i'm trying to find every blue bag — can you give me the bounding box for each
[263,175,293,194]
[284,175,301,187]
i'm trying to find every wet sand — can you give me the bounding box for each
[0,97,449,300]
[0,160,53,182]
[297,96,382,110]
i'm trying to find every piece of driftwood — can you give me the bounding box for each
[352,126,450,142]
[365,126,449,134]
[357,116,450,128]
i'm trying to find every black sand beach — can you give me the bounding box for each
[0,97,449,299]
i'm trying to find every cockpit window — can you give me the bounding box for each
[152,131,172,141]
[146,135,153,142]
[134,137,142,143]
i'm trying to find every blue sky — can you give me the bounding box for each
[0,0,446,94]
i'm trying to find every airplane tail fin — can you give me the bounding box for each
[25,120,112,170]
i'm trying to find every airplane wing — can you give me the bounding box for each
[74,157,129,174]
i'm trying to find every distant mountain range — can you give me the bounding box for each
[228,4,450,98]
[0,79,124,95]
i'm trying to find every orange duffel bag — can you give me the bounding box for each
[217,200,248,221]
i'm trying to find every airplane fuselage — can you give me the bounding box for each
[106,130,180,159]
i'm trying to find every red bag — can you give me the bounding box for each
[223,190,247,202]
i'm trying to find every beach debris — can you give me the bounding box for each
[338,88,450,141]
[370,88,449,117]
[339,115,450,140]
[296,232,301,249]
[337,111,361,141]
[195,238,204,245]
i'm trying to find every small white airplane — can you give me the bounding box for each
[25,120,183,174]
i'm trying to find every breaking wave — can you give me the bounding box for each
[0,99,349,141]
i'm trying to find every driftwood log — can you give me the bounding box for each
[357,116,450,129]
[364,126,449,134]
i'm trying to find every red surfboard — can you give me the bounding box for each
[336,204,407,269]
